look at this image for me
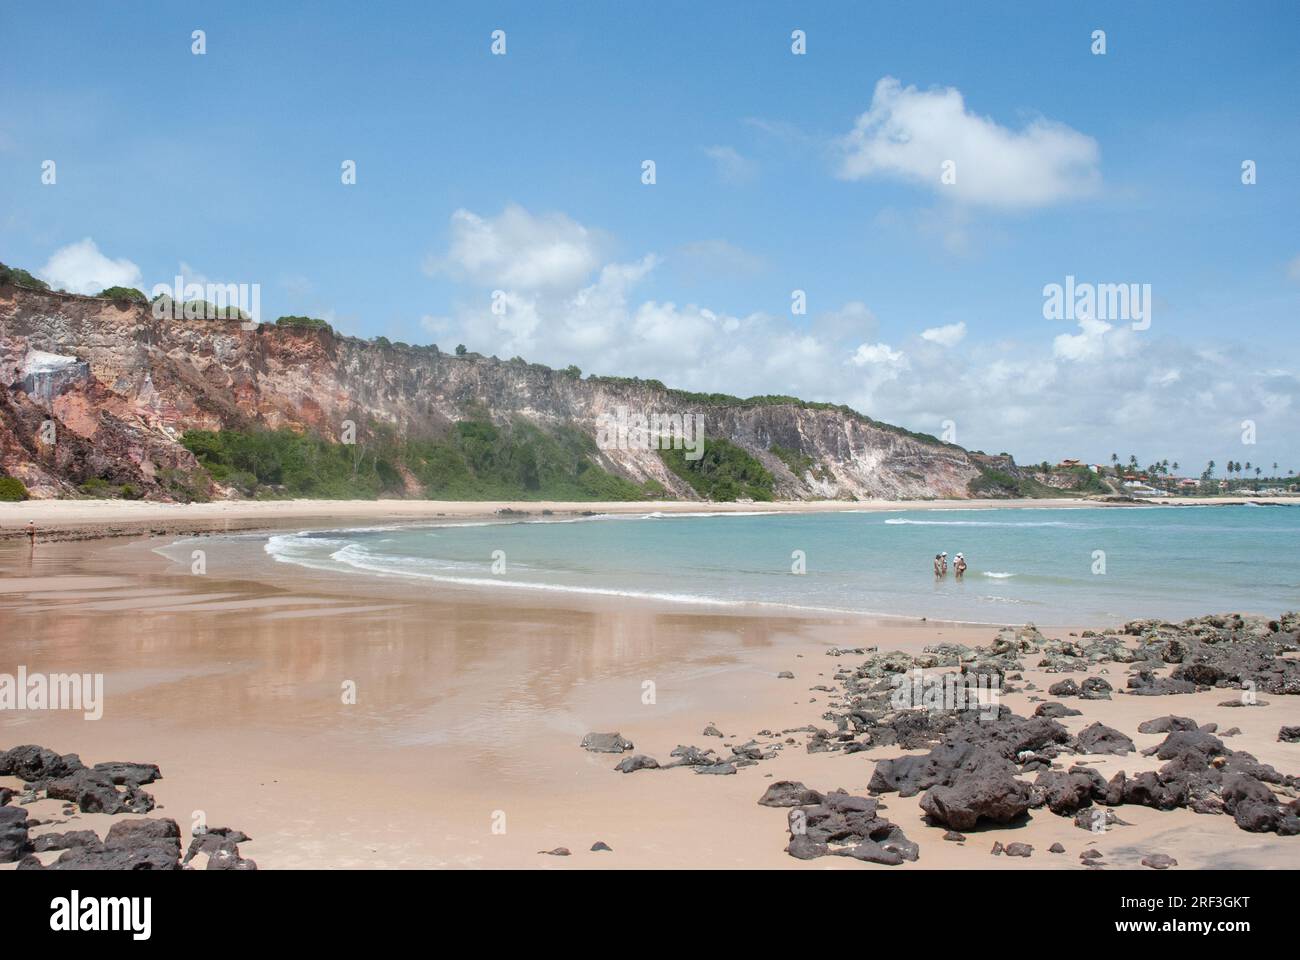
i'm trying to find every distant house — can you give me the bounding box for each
[1057,458,1082,468]
[1177,478,1198,489]
[1123,480,1161,497]
[1218,480,1230,491]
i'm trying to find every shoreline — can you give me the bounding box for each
[2,494,1294,543]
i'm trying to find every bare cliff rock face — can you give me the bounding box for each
[0,284,1017,501]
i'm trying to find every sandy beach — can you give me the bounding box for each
[2,512,1297,870]
[2,494,1294,543]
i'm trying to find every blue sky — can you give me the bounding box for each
[2,1,1298,471]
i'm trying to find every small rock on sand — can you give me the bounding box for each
[1141,853,1178,870]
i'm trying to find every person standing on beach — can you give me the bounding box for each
[933,553,945,577]
[25,521,36,545]
[954,552,967,579]
[940,551,948,575]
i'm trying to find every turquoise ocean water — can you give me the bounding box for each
[256,505,1300,625]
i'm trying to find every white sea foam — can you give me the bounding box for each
[883,518,1076,528]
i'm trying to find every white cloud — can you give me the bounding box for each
[704,145,757,185]
[1053,316,1113,362]
[921,321,967,347]
[850,341,908,369]
[427,205,603,292]
[837,77,1101,209]
[39,238,142,295]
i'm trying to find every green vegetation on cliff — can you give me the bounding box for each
[275,315,333,333]
[96,286,148,302]
[0,476,30,501]
[660,438,775,501]
[0,262,49,291]
[182,419,653,501]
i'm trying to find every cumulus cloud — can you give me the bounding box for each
[837,77,1101,209]
[39,238,143,295]
[1053,316,1113,362]
[427,205,604,292]
[921,321,966,347]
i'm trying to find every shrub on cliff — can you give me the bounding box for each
[276,315,332,334]
[182,428,402,499]
[0,262,49,291]
[660,439,774,502]
[403,419,646,501]
[0,476,30,501]
[96,286,148,303]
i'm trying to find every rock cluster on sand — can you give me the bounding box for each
[757,781,919,865]
[0,744,255,870]
[585,612,1299,867]
[801,613,1299,861]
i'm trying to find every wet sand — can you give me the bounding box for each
[1,530,1297,869]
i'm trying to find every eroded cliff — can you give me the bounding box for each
[0,284,1019,501]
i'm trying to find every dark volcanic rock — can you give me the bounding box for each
[43,768,154,815]
[1034,701,1082,719]
[787,835,829,860]
[92,761,161,787]
[1035,767,1105,815]
[1279,726,1300,743]
[32,830,100,853]
[0,744,84,782]
[1127,670,1196,696]
[580,732,633,754]
[614,754,660,773]
[182,826,252,865]
[0,806,33,863]
[30,817,183,870]
[1005,842,1033,857]
[202,838,257,871]
[694,762,737,775]
[1079,676,1113,700]
[919,771,1032,830]
[1076,722,1136,755]
[758,781,824,808]
[1137,715,1199,735]
[1142,853,1178,870]
[1047,679,1080,697]
[835,840,902,865]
